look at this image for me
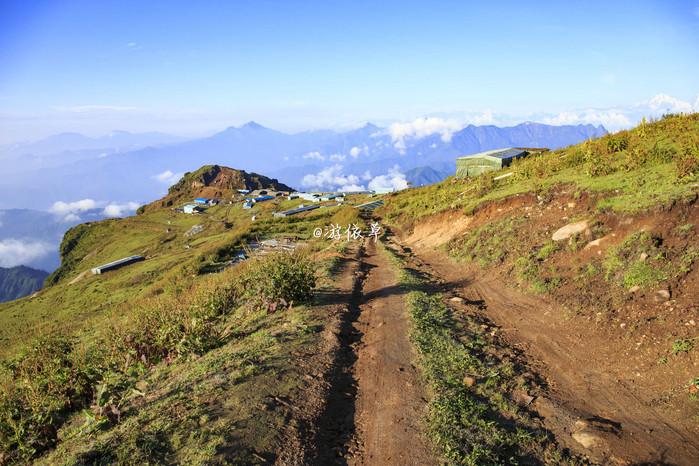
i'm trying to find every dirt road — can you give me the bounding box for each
[286,240,436,465]
[346,240,435,465]
[408,244,699,465]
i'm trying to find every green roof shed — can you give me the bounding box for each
[456,148,529,177]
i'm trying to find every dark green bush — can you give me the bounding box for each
[606,135,629,153]
[237,250,316,311]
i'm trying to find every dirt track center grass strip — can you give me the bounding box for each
[380,243,585,465]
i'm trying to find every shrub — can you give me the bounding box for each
[606,135,629,153]
[675,144,699,178]
[583,144,615,177]
[0,335,98,462]
[110,290,233,366]
[236,250,316,311]
[649,141,676,164]
[472,171,496,196]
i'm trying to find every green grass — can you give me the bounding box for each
[603,231,699,289]
[0,182,370,464]
[447,216,526,267]
[382,113,699,228]
[35,306,319,465]
[671,338,697,355]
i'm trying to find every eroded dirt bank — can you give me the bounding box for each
[402,238,699,465]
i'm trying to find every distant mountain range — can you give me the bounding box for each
[0,121,606,272]
[0,130,186,174]
[0,121,606,211]
[0,265,48,303]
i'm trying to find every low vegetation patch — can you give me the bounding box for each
[671,337,697,356]
[448,216,526,267]
[603,231,698,290]
[0,250,317,465]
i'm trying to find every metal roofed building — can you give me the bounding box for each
[91,255,145,275]
[183,204,204,214]
[356,199,385,211]
[456,148,529,178]
[273,204,320,218]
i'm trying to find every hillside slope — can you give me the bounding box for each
[0,266,48,303]
[379,113,699,464]
[0,168,378,465]
[1,115,696,466]
[156,164,293,209]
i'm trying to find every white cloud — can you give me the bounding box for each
[339,184,366,192]
[302,165,361,190]
[49,199,97,215]
[387,117,463,151]
[0,239,54,268]
[302,151,325,161]
[647,93,694,113]
[329,153,346,161]
[153,170,183,184]
[349,146,362,158]
[538,93,699,130]
[470,110,495,125]
[541,109,631,128]
[301,165,410,193]
[62,213,81,223]
[103,202,140,218]
[368,166,409,192]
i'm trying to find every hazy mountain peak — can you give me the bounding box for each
[241,121,266,130]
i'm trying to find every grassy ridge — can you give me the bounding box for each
[382,113,699,228]
[0,184,367,464]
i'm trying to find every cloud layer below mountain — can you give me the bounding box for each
[0,239,55,268]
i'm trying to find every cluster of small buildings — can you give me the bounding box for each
[288,192,347,203]
[181,197,219,214]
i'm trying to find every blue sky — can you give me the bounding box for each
[1,0,698,142]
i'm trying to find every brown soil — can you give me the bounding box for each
[395,194,699,465]
[280,191,698,465]
[347,239,435,465]
[276,240,436,466]
[405,210,472,249]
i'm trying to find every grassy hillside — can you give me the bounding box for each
[0,175,370,464]
[380,113,699,461]
[383,113,699,227]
